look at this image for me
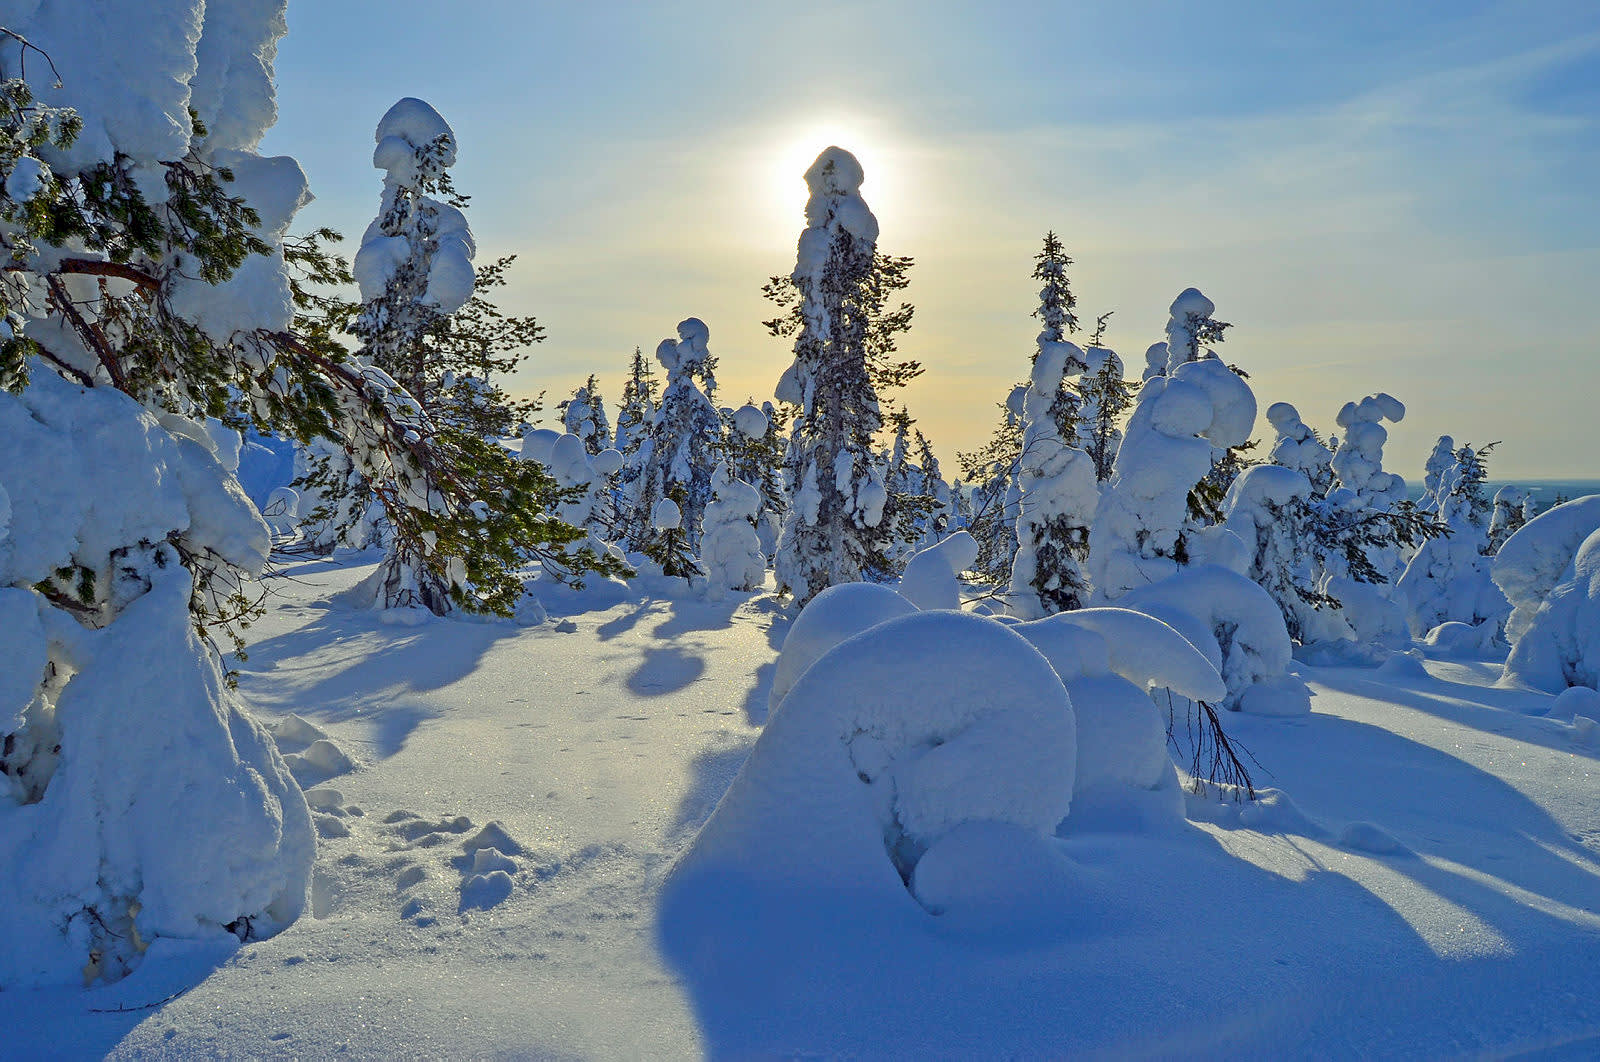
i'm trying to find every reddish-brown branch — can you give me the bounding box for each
[57,257,161,292]
[45,273,127,390]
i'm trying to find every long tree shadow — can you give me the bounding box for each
[233,603,523,758]
[1303,663,1599,762]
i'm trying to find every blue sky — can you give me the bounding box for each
[261,1,1600,478]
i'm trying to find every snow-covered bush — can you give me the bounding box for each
[1499,523,1600,692]
[1012,608,1223,823]
[669,611,1078,907]
[1119,564,1310,715]
[1397,441,1508,647]
[1008,336,1097,618]
[700,461,766,596]
[1492,495,1600,645]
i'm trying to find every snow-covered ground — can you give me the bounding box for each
[4,553,1598,1059]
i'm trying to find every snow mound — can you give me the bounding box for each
[909,820,1079,922]
[770,582,917,710]
[670,611,1075,903]
[0,556,312,988]
[899,531,978,611]
[1340,822,1411,857]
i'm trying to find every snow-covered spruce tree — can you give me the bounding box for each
[958,387,1025,583]
[700,460,766,596]
[1030,231,1084,444]
[340,98,596,613]
[1007,337,1098,618]
[1222,464,1338,643]
[719,399,786,557]
[1265,401,1335,498]
[558,373,611,455]
[913,428,954,544]
[629,318,722,554]
[1079,335,1132,483]
[1397,440,1509,644]
[614,345,658,543]
[1417,435,1456,515]
[766,148,913,604]
[0,8,549,989]
[1087,356,1256,600]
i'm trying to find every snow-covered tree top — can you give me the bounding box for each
[655,317,713,377]
[1336,393,1405,430]
[732,403,769,439]
[795,146,879,278]
[374,97,458,174]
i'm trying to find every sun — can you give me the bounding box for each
[761,113,906,234]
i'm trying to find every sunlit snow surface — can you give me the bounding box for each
[2,553,1597,1059]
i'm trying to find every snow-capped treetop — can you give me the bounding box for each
[1331,393,1407,507]
[732,403,768,439]
[1141,342,1169,383]
[1419,436,1456,514]
[652,497,682,531]
[354,97,476,316]
[373,97,458,176]
[657,317,712,377]
[1266,402,1334,494]
[1162,287,1222,374]
[796,146,879,279]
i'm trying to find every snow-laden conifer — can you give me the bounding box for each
[700,460,766,596]
[1007,338,1097,618]
[1265,401,1334,498]
[559,374,612,455]
[630,318,721,553]
[770,148,895,604]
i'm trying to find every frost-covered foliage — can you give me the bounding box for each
[559,374,611,455]
[899,531,978,611]
[770,148,900,604]
[1078,343,1131,483]
[1008,337,1097,618]
[1088,356,1255,600]
[1493,495,1600,690]
[629,318,722,553]
[1398,441,1508,646]
[1266,401,1334,497]
[700,460,765,596]
[0,3,325,986]
[1119,565,1310,715]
